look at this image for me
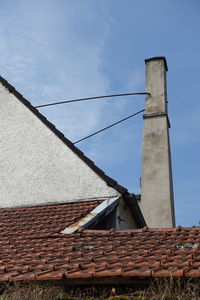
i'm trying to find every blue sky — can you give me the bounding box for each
[0,0,200,226]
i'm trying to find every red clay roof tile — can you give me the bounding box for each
[0,201,200,282]
[0,200,102,237]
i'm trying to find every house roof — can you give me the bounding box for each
[0,204,199,282]
[0,75,127,195]
[0,200,103,238]
[0,75,146,226]
[1,75,193,283]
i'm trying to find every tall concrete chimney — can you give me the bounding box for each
[140,57,175,228]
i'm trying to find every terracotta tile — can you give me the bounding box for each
[168,268,185,276]
[152,267,184,277]
[191,262,200,268]
[93,255,113,262]
[151,268,171,277]
[107,262,125,268]
[184,267,200,277]
[94,267,122,277]
[161,261,190,268]
[117,255,133,261]
[7,265,30,272]
[135,261,161,268]
[66,269,93,278]
[123,267,152,277]
[0,273,10,281]
[11,272,35,281]
[1,205,200,281]
[81,261,107,269]
[0,266,6,272]
[0,200,102,237]
[36,270,65,280]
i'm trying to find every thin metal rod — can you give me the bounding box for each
[35,92,150,108]
[74,109,145,144]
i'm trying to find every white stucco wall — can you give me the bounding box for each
[0,84,119,208]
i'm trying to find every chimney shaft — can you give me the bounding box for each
[141,57,175,228]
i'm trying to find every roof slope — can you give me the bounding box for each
[0,216,199,281]
[0,75,126,195]
[0,200,103,238]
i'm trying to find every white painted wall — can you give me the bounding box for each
[0,84,119,208]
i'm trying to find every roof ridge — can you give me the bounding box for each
[0,75,127,195]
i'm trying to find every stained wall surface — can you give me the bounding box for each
[141,58,175,228]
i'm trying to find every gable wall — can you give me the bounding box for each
[116,198,137,229]
[0,84,119,208]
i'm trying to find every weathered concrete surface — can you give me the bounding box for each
[141,57,175,228]
[116,198,137,230]
[0,84,119,208]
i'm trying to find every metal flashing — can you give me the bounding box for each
[61,197,119,234]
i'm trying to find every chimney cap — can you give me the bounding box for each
[145,56,168,71]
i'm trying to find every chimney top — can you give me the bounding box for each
[145,56,168,71]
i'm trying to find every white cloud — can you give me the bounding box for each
[0,0,144,141]
[0,0,112,139]
[0,0,145,193]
